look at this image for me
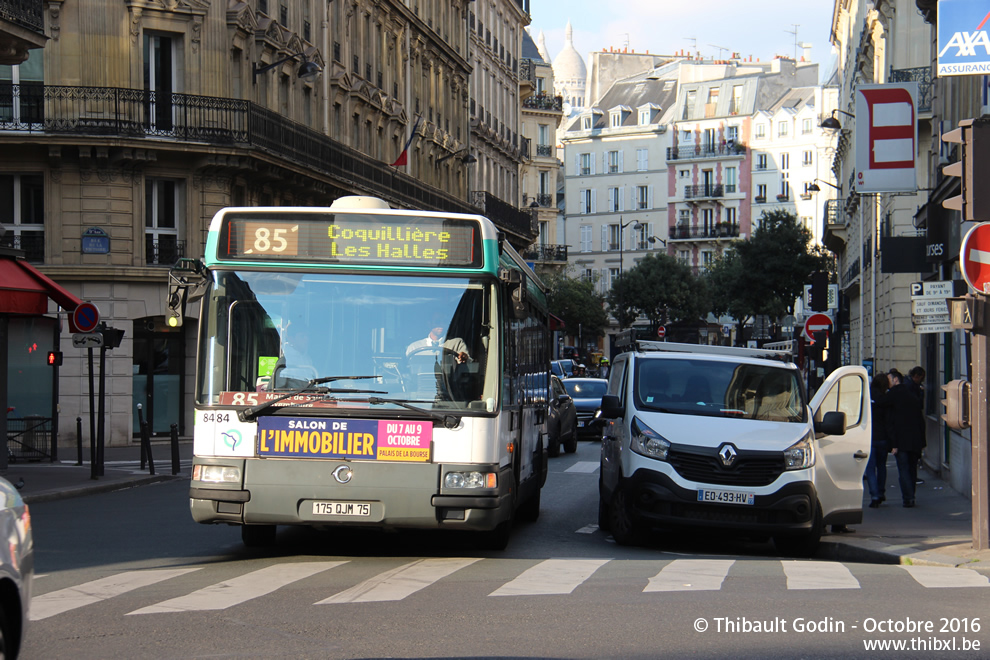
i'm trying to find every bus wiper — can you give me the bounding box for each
[238,376,380,422]
[367,396,461,430]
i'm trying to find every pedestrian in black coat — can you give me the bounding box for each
[876,371,926,507]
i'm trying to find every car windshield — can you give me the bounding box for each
[563,380,607,398]
[197,271,499,413]
[634,358,806,422]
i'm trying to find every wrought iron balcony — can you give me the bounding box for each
[470,190,533,239]
[524,193,554,207]
[0,231,43,261]
[521,243,567,263]
[684,184,724,199]
[666,142,746,161]
[535,143,554,157]
[0,0,44,34]
[668,224,739,240]
[145,238,186,267]
[522,93,563,112]
[0,83,537,245]
[889,66,932,113]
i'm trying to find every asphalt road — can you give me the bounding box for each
[22,441,990,659]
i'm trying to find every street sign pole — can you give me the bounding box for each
[973,298,989,550]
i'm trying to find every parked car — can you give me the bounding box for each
[0,476,32,659]
[550,361,565,379]
[598,339,869,557]
[547,375,578,456]
[562,378,608,440]
[555,359,576,378]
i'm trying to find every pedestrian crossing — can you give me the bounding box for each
[29,557,989,622]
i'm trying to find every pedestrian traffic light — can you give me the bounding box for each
[941,379,970,430]
[810,271,829,311]
[47,351,62,366]
[941,117,990,221]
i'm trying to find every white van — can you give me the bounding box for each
[597,338,870,556]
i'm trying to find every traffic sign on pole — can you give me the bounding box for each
[71,302,100,333]
[961,222,990,294]
[803,313,833,343]
[657,326,666,339]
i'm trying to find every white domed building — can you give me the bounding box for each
[552,22,587,118]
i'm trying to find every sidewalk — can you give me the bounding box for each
[2,444,988,571]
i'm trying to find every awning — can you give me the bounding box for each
[549,313,565,331]
[0,256,84,318]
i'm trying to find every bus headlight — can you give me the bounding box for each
[629,417,670,461]
[444,471,497,489]
[193,464,241,483]
[783,435,815,470]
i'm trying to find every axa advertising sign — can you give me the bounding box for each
[938,0,990,76]
[854,83,918,193]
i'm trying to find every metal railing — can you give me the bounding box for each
[471,190,533,238]
[0,83,538,243]
[668,224,740,240]
[522,94,563,112]
[6,416,52,461]
[535,144,554,157]
[521,243,567,262]
[684,184,724,199]
[0,0,44,34]
[667,142,746,160]
[145,238,186,267]
[0,231,43,261]
[824,199,841,225]
[890,66,932,113]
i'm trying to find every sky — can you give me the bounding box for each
[528,0,838,81]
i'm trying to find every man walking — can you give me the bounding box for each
[877,370,926,507]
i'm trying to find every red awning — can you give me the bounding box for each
[549,313,565,331]
[0,256,84,317]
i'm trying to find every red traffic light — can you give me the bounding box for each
[47,351,63,366]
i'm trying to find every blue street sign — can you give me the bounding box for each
[81,227,110,254]
[938,0,990,76]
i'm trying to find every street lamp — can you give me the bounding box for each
[806,178,841,193]
[436,149,477,165]
[821,109,855,130]
[252,53,322,84]
[617,217,639,276]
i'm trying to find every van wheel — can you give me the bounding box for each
[547,437,560,457]
[241,524,277,547]
[517,487,541,523]
[478,519,512,551]
[608,485,640,546]
[774,506,822,558]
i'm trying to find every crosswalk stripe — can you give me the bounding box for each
[902,565,990,588]
[564,462,599,474]
[489,559,609,596]
[30,568,200,621]
[316,558,480,604]
[782,561,860,590]
[128,562,347,614]
[644,559,734,592]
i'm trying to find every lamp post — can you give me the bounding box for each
[252,53,322,84]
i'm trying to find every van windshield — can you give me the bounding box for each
[633,358,806,422]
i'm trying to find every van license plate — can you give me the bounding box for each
[697,489,754,505]
[312,501,371,516]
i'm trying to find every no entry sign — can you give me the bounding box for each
[804,313,833,343]
[961,222,990,294]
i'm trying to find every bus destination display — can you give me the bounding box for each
[222,213,481,268]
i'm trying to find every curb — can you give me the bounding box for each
[22,473,184,505]
[821,537,984,569]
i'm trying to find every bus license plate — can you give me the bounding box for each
[312,501,372,516]
[697,489,754,505]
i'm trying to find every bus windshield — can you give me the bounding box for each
[197,271,498,413]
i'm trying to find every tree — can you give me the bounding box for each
[608,253,710,330]
[544,270,609,341]
[705,209,831,342]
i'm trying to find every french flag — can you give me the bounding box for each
[391,115,423,168]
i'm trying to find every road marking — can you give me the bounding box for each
[902,565,990,588]
[129,562,346,614]
[489,559,609,596]
[316,558,480,604]
[575,524,598,534]
[782,561,860,590]
[30,568,200,620]
[644,559,734,592]
[565,462,599,473]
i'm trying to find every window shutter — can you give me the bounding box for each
[579,189,587,214]
[618,186,625,212]
[648,185,654,209]
[618,150,624,172]
[590,155,596,175]
[601,225,607,252]
[590,189,597,213]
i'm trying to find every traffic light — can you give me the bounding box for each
[941,379,971,430]
[810,271,829,311]
[166,286,186,328]
[941,117,990,221]
[47,351,63,366]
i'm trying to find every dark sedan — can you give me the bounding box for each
[547,375,578,456]
[562,378,608,440]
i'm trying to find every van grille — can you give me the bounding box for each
[668,446,785,487]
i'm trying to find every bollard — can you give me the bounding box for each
[137,404,155,475]
[76,417,83,466]
[170,423,180,475]
[138,404,147,470]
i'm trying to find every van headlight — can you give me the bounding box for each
[783,435,815,470]
[630,417,670,461]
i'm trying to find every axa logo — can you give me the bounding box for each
[940,11,990,58]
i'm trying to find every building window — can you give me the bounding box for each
[683,90,695,119]
[636,148,648,171]
[779,175,790,200]
[678,209,690,225]
[730,85,742,115]
[679,169,690,179]
[579,153,592,176]
[579,188,594,214]
[756,184,767,201]
[607,224,622,252]
[802,150,813,166]
[610,112,621,127]
[725,207,737,227]
[0,174,44,261]
[635,222,653,249]
[636,185,650,210]
[777,121,789,137]
[608,268,619,291]
[726,125,739,142]
[802,118,812,134]
[608,187,620,212]
[725,166,737,193]
[780,153,790,171]
[582,116,592,130]
[639,109,650,125]
[608,150,621,173]
[755,123,766,139]
[145,178,183,265]
[756,153,768,170]
[580,225,592,252]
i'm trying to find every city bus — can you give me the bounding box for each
[176,196,550,549]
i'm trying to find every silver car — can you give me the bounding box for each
[0,477,32,659]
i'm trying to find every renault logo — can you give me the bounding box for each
[718,444,738,467]
[332,465,353,484]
